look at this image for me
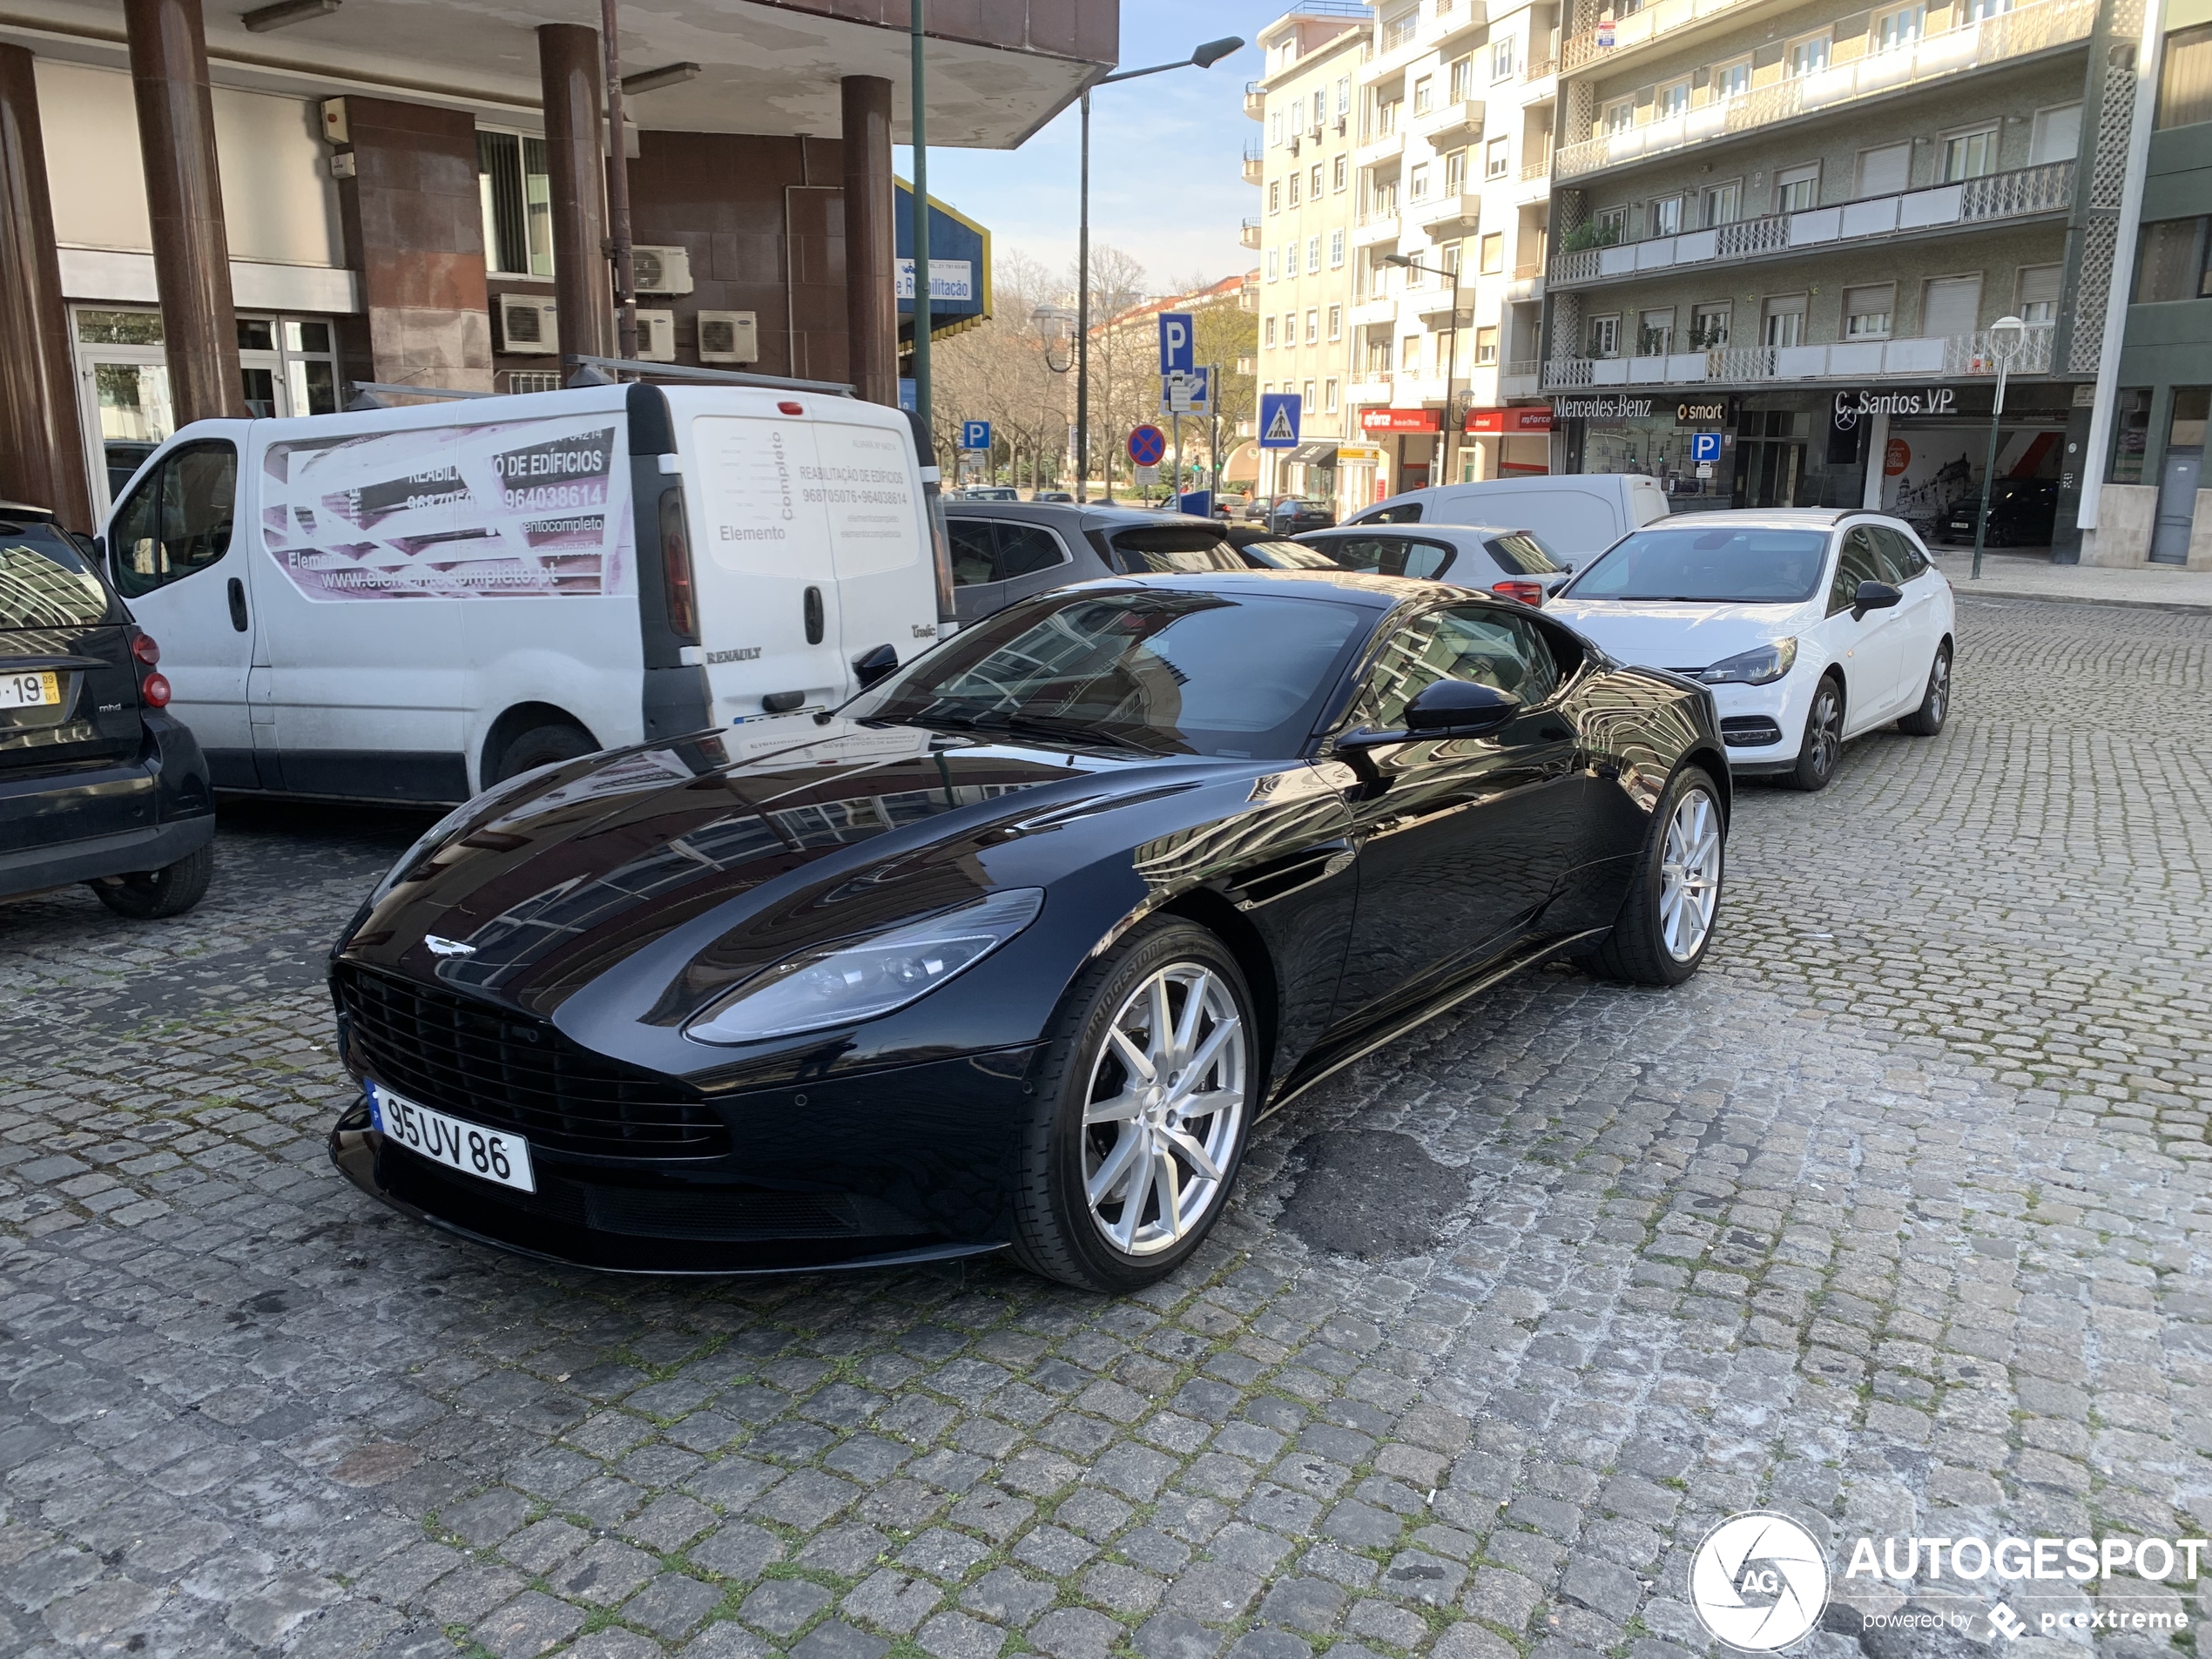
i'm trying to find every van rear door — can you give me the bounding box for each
[809,414,934,679]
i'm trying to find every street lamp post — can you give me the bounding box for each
[1032,304,1076,488]
[1970,314,2027,582]
[1383,252,1465,486]
[1075,36,1243,503]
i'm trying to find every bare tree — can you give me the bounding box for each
[1079,244,1150,500]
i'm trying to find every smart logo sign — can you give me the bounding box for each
[1690,1513,2208,1649]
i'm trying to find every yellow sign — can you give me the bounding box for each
[1336,445,1386,464]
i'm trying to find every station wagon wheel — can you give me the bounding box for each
[1788,675,1844,792]
[1897,643,1952,737]
[1011,920,1256,1291]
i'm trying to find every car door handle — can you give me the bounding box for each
[226,577,248,633]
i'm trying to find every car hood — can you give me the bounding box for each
[343,720,1219,1021]
[1544,598,1807,672]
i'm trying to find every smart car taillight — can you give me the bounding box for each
[658,492,698,644]
[131,631,160,667]
[1492,579,1545,606]
[140,671,172,708]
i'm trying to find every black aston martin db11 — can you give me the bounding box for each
[329,571,1729,1291]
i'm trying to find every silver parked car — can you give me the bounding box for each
[945,503,1249,624]
[1288,523,1577,606]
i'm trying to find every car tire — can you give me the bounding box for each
[1010,918,1257,1293]
[1895,643,1952,737]
[90,841,214,920]
[1581,765,1724,988]
[1784,674,1844,792]
[491,721,596,785]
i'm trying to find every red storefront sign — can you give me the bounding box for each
[1360,408,1441,434]
[1464,407,1554,435]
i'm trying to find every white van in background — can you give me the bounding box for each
[102,381,947,805]
[1346,474,1669,563]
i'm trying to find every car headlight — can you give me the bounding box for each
[1699,638,1797,686]
[684,888,1045,1045]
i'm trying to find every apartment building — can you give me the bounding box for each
[1251,3,1372,509]
[2084,3,2211,563]
[1352,0,1563,494]
[1539,0,2142,548]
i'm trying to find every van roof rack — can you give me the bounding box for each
[347,382,497,409]
[563,355,855,397]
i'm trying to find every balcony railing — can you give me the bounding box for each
[1242,144,1265,186]
[1520,154,1551,182]
[1555,0,2096,181]
[1548,159,2074,286]
[1561,0,1761,72]
[1542,323,2056,389]
[1414,96,1486,141]
[1523,52,1559,79]
[1416,188,1483,230]
[1244,82,1266,120]
[1352,212,1403,245]
[1356,127,1406,166]
[1240,217,1263,250]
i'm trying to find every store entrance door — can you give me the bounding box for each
[1737,440,1803,507]
[2152,448,2202,565]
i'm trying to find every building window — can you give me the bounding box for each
[1285,312,1298,342]
[1638,308,1675,355]
[1959,0,2013,21]
[1325,377,1340,411]
[1493,36,1516,79]
[1857,142,1912,195]
[1307,236,1322,273]
[1306,309,1320,344]
[1267,250,1280,282]
[1844,283,1895,338]
[1655,80,1689,119]
[1710,57,1751,99]
[1596,206,1629,240]
[1269,180,1281,213]
[1690,303,1730,348]
[1312,163,1325,197]
[1480,232,1505,273]
[1444,150,1466,192]
[1413,75,1435,115]
[1776,164,1820,213]
[1450,55,1475,101]
[1601,99,1634,135]
[478,131,555,277]
[1942,127,1999,180]
[2135,217,2212,301]
[1650,195,1683,236]
[1329,229,1345,267]
[1589,314,1620,357]
[1761,295,1807,347]
[1403,334,1424,374]
[1290,173,1302,207]
[1409,163,1432,200]
[1785,32,1832,76]
[1328,304,1343,340]
[1271,111,1284,145]
[2015,263,2061,322]
[1873,3,1925,51]
[2158,24,2212,128]
[1338,76,1352,117]
[1486,137,1511,178]
[1475,326,1499,365]
[1703,180,1742,225]
[1264,316,1278,347]
[1303,379,1317,408]
[2109,387,2151,482]
[1333,155,1348,191]
[1290,96,1305,132]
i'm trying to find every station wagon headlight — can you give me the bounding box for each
[1699,638,1797,686]
[685,888,1045,1045]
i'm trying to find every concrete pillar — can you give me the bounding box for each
[125,0,242,425]
[538,24,612,368]
[840,75,896,406]
[0,46,91,523]
[1861,410,1889,509]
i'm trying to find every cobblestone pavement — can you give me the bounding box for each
[3,596,2209,1659]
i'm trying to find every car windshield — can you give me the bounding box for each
[1107,525,1247,574]
[1564,526,1829,604]
[847,589,1370,759]
[0,520,112,629]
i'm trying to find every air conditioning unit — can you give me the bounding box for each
[631,245,693,294]
[697,309,759,364]
[635,308,677,361]
[497,296,559,355]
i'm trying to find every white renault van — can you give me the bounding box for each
[101,381,946,804]
[1346,474,1669,562]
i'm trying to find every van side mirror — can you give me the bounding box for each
[852,643,899,687]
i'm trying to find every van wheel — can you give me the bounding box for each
[91,842,214,920]
[489,722,596,785]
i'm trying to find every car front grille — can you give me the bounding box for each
[1721,716,1785,748]
[336,963,732,1158]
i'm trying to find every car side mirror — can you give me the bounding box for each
[852,643,900,687]
[1405,678,1521,736]
[1852,579,1902,618]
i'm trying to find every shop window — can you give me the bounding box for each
[1480,232,1505,274]
[2109,388,2151,483]
[1844,284,1895,339]
[2160,23,2212,128]
[1475,326,1499,366]
[2134,217,2212,302]
[478,130,554,278]
[1941,126,1999,182]
[2175,388,2209,448]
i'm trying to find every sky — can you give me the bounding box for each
[894,0,1292,303]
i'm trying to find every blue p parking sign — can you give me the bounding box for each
[960,421,992,451]
[1691,431,1723,464]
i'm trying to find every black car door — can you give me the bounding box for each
[1325,603,1583,1025]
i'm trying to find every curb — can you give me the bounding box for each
[1951,585,2212,614]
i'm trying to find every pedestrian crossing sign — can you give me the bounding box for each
[1259,393,1302,449]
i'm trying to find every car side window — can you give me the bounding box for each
[1873,526,1928,583]
[1827,528,1884,617]
[1352,604,1561,731]
[1399,540,1453,579]
[993,523,1069,581]
[1314,536,1453,579]
[110,441,237,599]
[948,518,996,586]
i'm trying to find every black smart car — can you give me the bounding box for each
[0,502,216,918]
[330,571,1728,1290]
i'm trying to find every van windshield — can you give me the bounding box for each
[1563,526,1829,604]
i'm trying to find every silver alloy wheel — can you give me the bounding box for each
[1658,787,1723,962]
[1925,650,1951,724]
[1081,964,1246,1257]
[1806,681,1843,779]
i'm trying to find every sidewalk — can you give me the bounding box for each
[1927,549,2212,610]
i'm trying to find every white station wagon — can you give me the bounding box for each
[1547,509,1956,791]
